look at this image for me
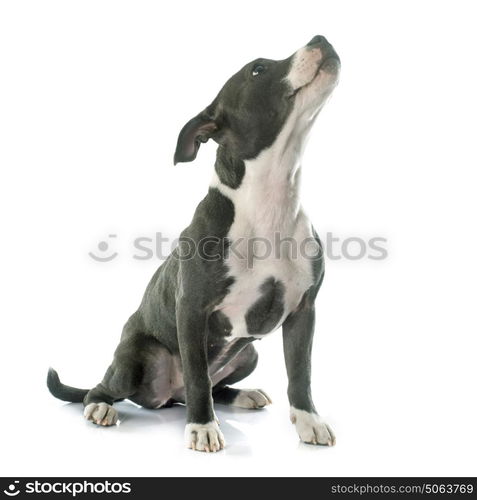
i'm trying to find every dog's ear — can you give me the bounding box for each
[173,112,218,165]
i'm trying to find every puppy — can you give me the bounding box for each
[48,35,340,452]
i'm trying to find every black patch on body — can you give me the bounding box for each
[245,277,285,335]
[208,309,233,338]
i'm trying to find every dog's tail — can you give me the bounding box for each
[47,368,89,403]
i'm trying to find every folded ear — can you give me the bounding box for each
[173,112,218,164]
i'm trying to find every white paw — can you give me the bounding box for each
[233,389,272,409]
[290,407,335,446]
[84,402,118,426]
[185,421,225,452]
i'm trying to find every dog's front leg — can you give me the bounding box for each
[282,298,336,446]
[177,297,225,452]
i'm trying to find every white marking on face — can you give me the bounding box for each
[286,44,340,118]
[290,407,336,446]
[185,421,225,452]
[286,46,323,90]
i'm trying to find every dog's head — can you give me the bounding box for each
[174,35,340,164]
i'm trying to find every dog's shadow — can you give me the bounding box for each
[59,401,268,455]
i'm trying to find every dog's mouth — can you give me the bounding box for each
[288,54,340,99]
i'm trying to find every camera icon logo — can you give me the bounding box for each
[89,234,119,262]
[3,481,20,497]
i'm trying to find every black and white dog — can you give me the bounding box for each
[48,35,340,452]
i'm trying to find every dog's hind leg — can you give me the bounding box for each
[83,331,167,426]
[212,344,272,409]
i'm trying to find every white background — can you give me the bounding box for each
[1,0,476,477]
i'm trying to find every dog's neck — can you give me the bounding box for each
[210,114,311,236]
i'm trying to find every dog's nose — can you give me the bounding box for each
[307,35,329,48]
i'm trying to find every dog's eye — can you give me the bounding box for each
[252,64,266,77]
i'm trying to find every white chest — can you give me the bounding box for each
[212,176,319,338]
[219,227,318,338]
[209,115,323,338]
